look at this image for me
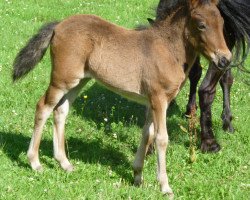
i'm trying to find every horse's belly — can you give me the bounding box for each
[94,78,149,105]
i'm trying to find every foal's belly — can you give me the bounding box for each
[94,78,149,106]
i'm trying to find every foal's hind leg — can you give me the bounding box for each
[133,108,155,185]
[27,85,65,171]
[185,57,202,116]
[219,69,234,132]
[53,79,90,172]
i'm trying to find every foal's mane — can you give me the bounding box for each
[156,0,212,21]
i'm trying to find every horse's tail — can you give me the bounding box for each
[13,21,60,81]
[218,0,250,72]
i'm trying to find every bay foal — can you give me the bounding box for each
[13,0,231,196]
[156,0,250,152]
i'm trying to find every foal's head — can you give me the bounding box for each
[186,0,232,69]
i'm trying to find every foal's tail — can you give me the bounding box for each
[13,21,59,81]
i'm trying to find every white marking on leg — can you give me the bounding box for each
[27,105,53,171]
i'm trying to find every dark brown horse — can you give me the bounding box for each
[13,0,231,196]
[186,0,250,152]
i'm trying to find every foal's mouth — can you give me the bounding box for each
[210,51,232,71]
[212,58,231,71]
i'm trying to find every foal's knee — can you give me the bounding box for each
[155,133,168,149]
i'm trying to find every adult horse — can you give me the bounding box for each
[13,0,231,196]
[157,0,250,152]
[185,0,250,152]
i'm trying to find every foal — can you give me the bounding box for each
[13,0,231,196]
[157,0,250,152]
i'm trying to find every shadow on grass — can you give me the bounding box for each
[73,83,185,127]
[0,131,133,182]
[73,82,184,141]
[1,83,188,183]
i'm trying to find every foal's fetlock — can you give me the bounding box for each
[27,152,43,171]
[161,184,174,199]
[60,160,74,172]
[55,155,74,172]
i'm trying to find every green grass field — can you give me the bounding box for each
[0,0,249,199]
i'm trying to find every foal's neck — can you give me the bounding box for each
[153,6,197,68]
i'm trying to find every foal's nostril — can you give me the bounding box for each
[218,56,230,68]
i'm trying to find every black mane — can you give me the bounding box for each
[218,0,250,72]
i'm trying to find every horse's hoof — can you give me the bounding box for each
[228,126,235,133]
[31,163,43,172]
[223,123,234,133]
[201,139,221,153]
[63,164,74,172]
[60,160,74,172]
[162,186,174,200]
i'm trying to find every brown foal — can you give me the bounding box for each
[13,0,231,197]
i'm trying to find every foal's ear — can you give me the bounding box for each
[188,0,200,9]
[210,0,219,5]
[188,0,219,9]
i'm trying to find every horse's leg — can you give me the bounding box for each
[133,108,154,185]
[185,57,202,115]
[53,79,90,172]
[219,69,234,132]
[151,96,173,196]
[27,85,65,171]
[198,64,224,152]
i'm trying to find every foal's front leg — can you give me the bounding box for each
[151,97,173,196]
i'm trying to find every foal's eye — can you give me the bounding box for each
[197,22,206,31]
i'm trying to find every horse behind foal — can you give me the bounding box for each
[13,0,231,196]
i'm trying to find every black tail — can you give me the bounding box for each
[13,21,59,81]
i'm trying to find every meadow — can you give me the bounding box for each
[0,0,249,199]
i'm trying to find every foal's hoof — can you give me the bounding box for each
[162,186,174,200]
[60,161,74,172]
[31,163,43,172]
[63,164,74,172]
[201,139,221,153]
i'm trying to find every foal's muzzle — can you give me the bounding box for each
[218,56,231,69]
[212,51,232,71]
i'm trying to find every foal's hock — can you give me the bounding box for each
[13,0,231,197]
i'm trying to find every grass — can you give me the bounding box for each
[0,0,250,199]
